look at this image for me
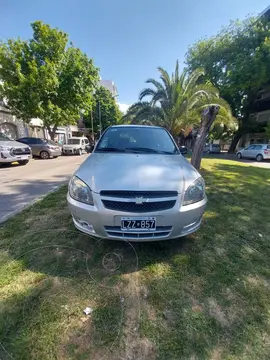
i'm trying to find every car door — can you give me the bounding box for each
[81,139,85,150]
[27,138,40,156]
[242,145,255,159]
[35,138,46,154]
[252,145,263,159]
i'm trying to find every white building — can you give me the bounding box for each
[98,80,118,98]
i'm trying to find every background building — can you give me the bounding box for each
[0,100,26,139]
[98,80,118,98]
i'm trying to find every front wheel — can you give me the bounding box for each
[40,151,50,159]
[256,154,263,162]
[77,149,82,156]
[236,152,242,159]
[18,160,29,166]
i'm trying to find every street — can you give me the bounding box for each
[0,154,88,223]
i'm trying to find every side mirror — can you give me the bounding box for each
[179,146,187,155]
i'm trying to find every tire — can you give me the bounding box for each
[236,152,242,159]
[40,151,50,159]
[77,149,82,156]
[18,160,29,166]
[53,156,58,159]
[256,154,263,162]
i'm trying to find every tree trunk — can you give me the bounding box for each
[45,125,58,141]
[228,131,242,153]
[191,106,220,170]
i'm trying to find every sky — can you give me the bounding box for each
[0,0,269,112]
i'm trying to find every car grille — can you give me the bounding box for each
[11,147,31,155]
[104,226,172,239]
[100,190,178,198]
[102,200,176,213]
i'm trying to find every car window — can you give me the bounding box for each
[267,145,270,150]
[18,137,29,144]
[246,145,255,150]
[82,140,85,145]
[96,127,178,154]
[68,139,80,145]
[212,144,220,148]
[85,139,89,145]
[35,138,44,145]
[27,138,38,144]
[254,145,262,150]
[0,133,12,141]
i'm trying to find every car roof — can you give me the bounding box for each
[69,136,87,139]
[109,124,163,129]
[250,143,268,146]
[19,137,44,140]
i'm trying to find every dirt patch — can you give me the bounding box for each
[122,272,157,360]
[208,298,229,327]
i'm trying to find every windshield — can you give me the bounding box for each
[96,127,178,154]
[68,139,80,145]
[44,139,57,145]
[0,132,11,141]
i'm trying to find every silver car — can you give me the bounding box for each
[67,125,207,241]
[0,132,31,165]
[204,143,221,154]
[17,137,62,159]
[237,144,270,162]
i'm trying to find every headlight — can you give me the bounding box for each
[0,146,11,151]
[69,176,94,205]
[183,177,205,206]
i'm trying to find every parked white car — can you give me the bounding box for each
[203,143,221,154]
[62,137,89,156]
[236,144,270,162]
[0,132,31,165]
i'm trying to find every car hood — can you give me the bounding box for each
[0,140,30,148]
[63,144,80,148]
[74,153,200,194]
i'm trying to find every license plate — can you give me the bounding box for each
[121,217,156,231]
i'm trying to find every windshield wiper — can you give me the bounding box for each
[96,147,126,152]
[125,147,175,154]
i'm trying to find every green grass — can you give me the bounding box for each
[0,158,270,359]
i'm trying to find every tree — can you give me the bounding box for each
[123,62,233,136]
[83,86,122,136]
[0,21,99,139]
[185,17,270,152]
[123,61,235,169]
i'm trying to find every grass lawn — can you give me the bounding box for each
[0,158,270,360]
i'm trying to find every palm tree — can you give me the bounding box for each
[123,61,234,135]
[123,61,236,169]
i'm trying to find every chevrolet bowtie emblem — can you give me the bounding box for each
[135,197,144,204]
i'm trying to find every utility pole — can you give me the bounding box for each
[90,107,94,143]
[98,101,102,138]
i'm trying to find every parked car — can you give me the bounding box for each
[67,125,207,242]
[203,143,221,154]
[0,132,31,165]
[179,146,188,155]
[62,137,89,155]
[17,137,61,159]
[236,144,270,162]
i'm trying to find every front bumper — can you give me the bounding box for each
[63,148,80,155]
[67,192,207,242]
[0,150,31,163]
[48,149,62,157]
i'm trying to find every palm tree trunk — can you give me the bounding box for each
[191,106,220,170]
